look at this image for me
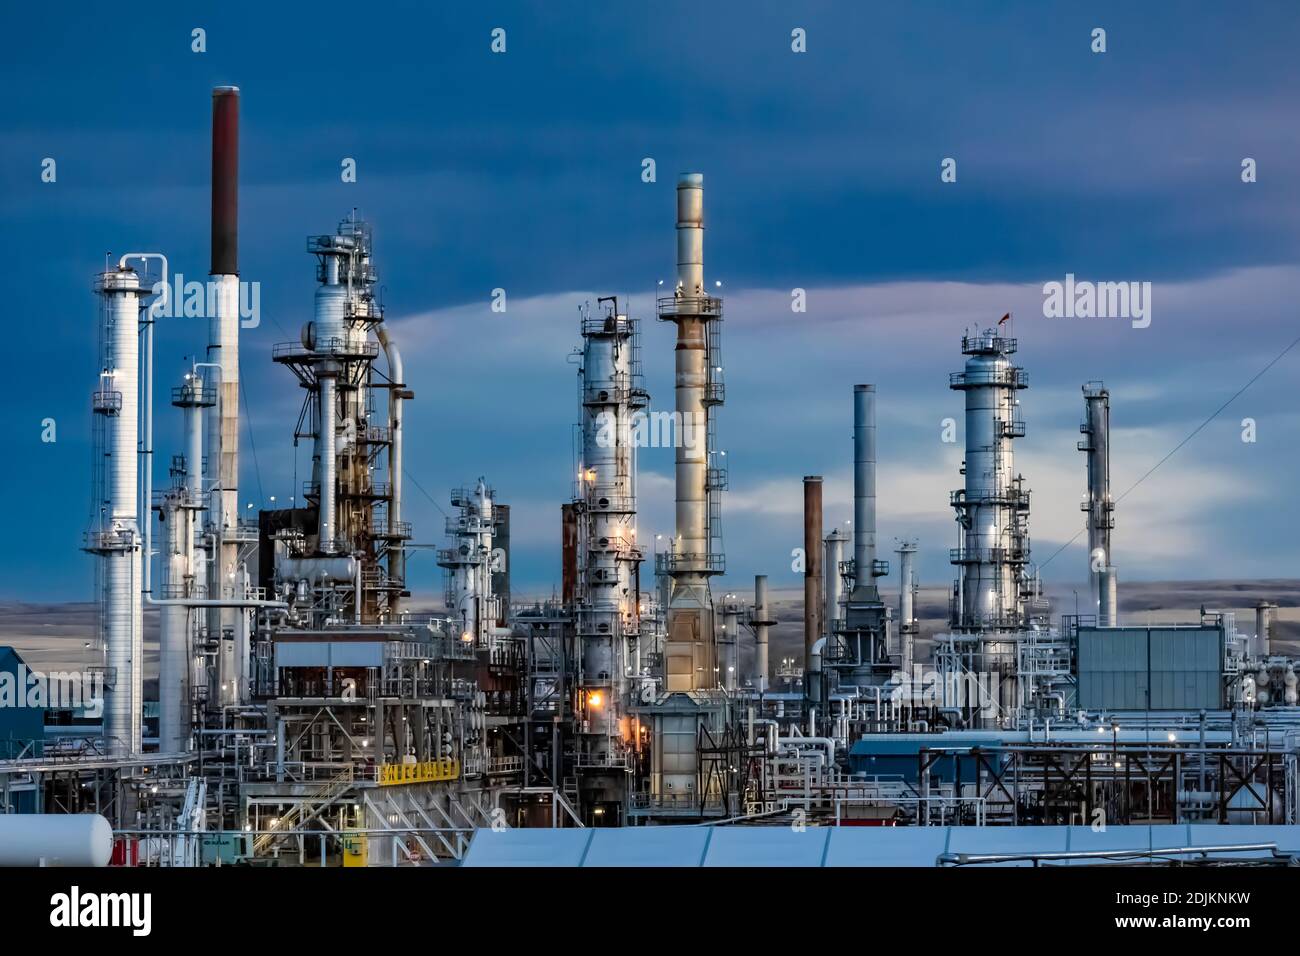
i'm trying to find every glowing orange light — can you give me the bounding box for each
[587,691,604,709]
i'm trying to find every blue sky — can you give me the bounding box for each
[3,1,1299,601]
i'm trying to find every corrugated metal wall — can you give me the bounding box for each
[1077,626,1223,710]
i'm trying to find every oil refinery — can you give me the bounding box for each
[3,86,1300,874]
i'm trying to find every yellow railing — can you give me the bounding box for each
[378,758,460,787]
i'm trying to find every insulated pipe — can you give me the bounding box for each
[853,386,878,593]
[754,574,771,693]
[376,326,405,602]
[803,477,823,675]
[318,372,338,553]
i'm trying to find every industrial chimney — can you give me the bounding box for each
[660,173,725,693]
[207,86,246,706]
[803,476,823,677]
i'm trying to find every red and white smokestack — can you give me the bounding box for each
[206,86,246,706]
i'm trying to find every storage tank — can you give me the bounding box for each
[0,814,113,867]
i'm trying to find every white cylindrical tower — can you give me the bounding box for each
[161,375,214,754]
[92,268,145,757]
[438,480,501,648]
[824,528,847,638]
[1256,602,1276,658]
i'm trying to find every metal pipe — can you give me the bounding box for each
[803,476,823,675]
[376,326,406,606]
[318,372,337,553]
[896,539,918,673]
[753,574,771,693]
[853,385,877,593]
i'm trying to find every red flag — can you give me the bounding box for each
[998,312,1010,325]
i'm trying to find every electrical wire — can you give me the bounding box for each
[1038,330,1300,571]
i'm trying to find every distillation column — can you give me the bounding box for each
[91,268,145,756]
[946,328,1033,721]
[577,300,645,763]
[949,330,1029,632]
[659,173,724,693]
[158,376,214,753]
[1079,382,1117,626]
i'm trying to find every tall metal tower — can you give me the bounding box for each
[574,297,648,767]
[949,328,1031,632]
[85,268,146,756]
[1079,382,1117,626]
[657,173,726,694]
[271,216,409,626]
